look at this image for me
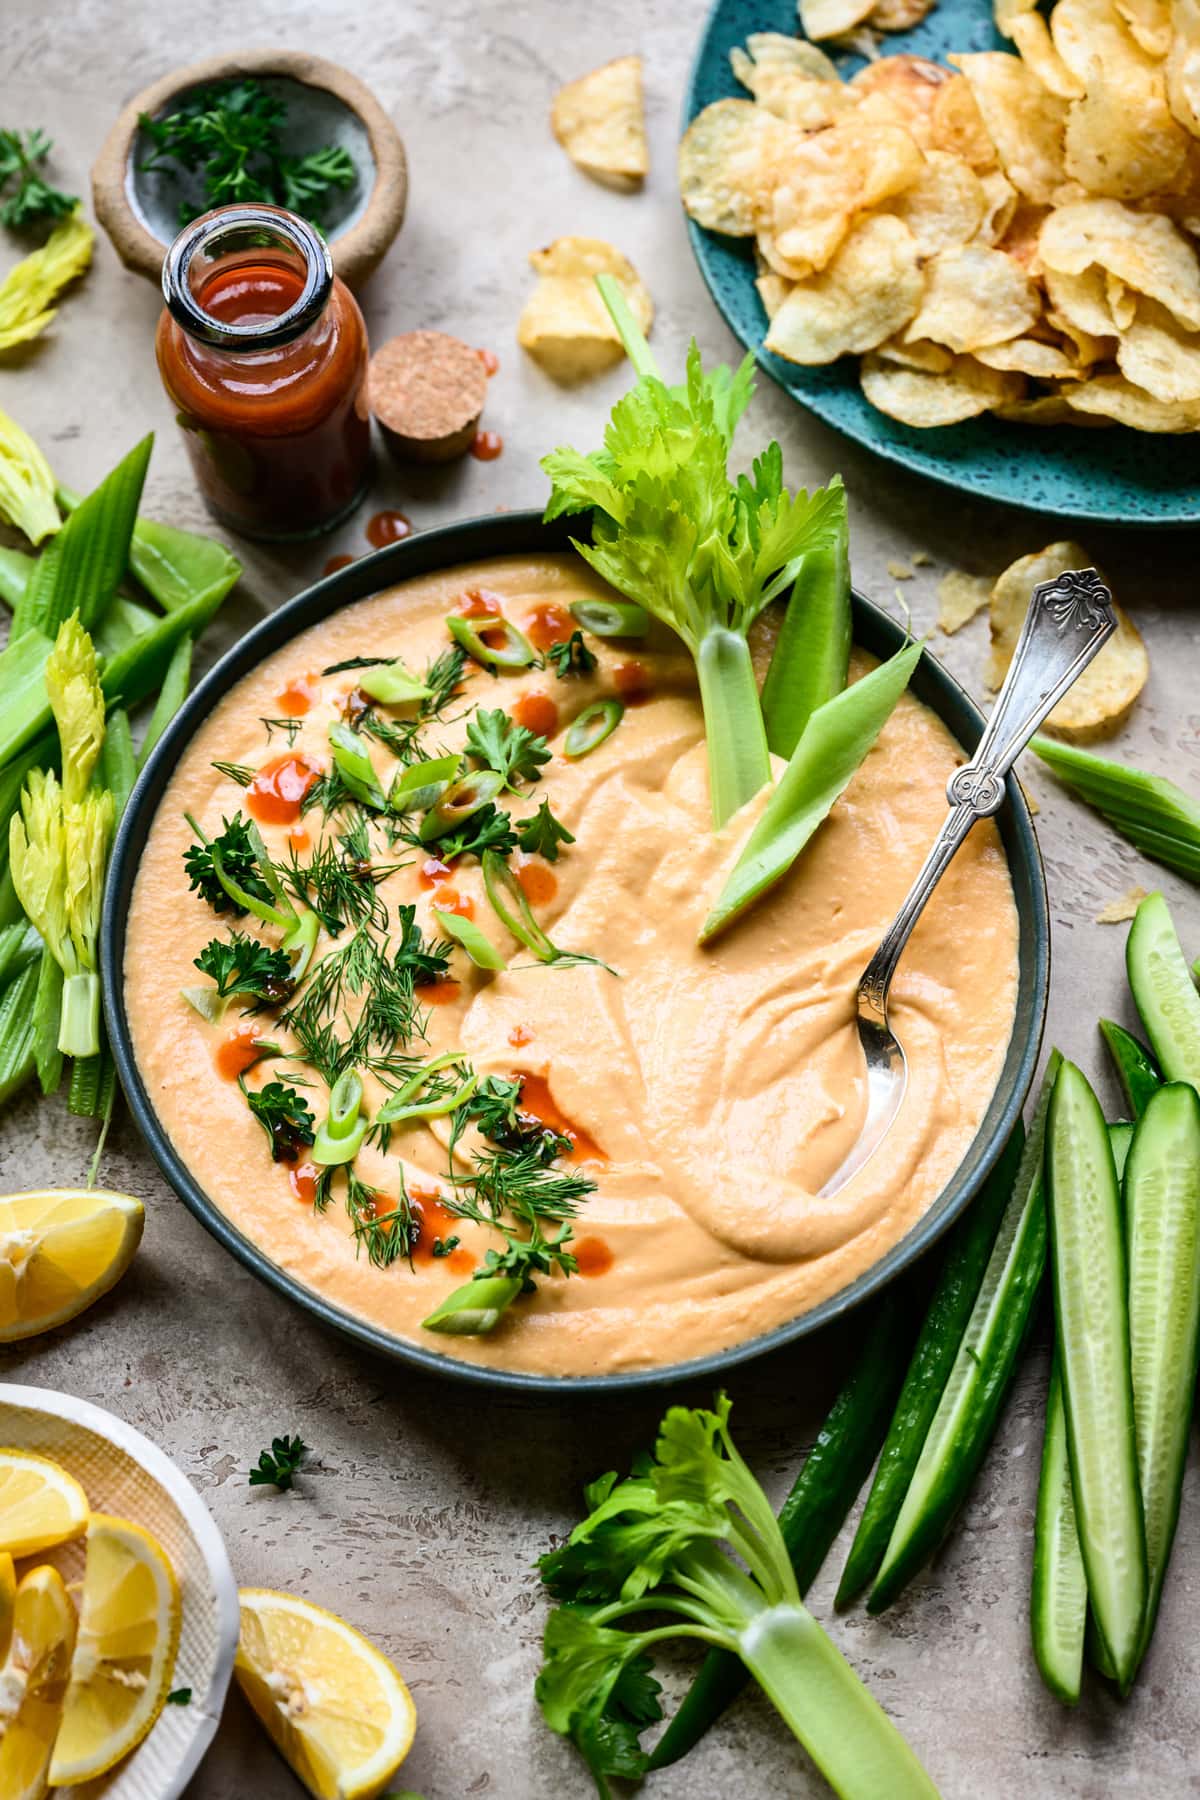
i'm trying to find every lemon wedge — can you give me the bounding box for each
[0,1553,15,1666]
[0,1188,144,1341]
[236,1589,417,1800]
[47,1514,180,1787]
[0,1565,77,1800]
[0,1450,88,1558]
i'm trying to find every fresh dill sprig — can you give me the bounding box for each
[346,1167,416,1268]
[260,716,303,747]
[300,766,356,819]
[452,1142,595,1227]
[212,760,255,787]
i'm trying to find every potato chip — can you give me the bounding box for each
[1064,60,1190,200]
[994,391,1105,421]
[930,73,998,167]
[1044,263,1120,335]
[1052,0,1148,82]
[766,215,924,364]
[1167,0,1200,136]
[1044,307,1115,364]
[975,335,1081,376]
[998,203,1050,270]
[552,56,648,189]
[976,169,1020,243]
[770,116,924,273]
[1039,200,1200,328]
[876,335,956,371]
[850,54,951,146]
[998,3,1086,99]
[860,351,1024,422]
[731,37,856,128]
[904,243,1042,351]
[885,151,987,252]
[1096,885,1150,922]
[679,100,796,236]
[937,568,994,631]
[517,237,653,382]
[950,53,1069,202]
[1106,273,1137,328]
[988,542,1148,735]
[799,0,877,40]
[1067,370,1200,425]
[1116,296,1200,398]
[868,0,938,29]
[755,269,792,319]
[1117,0,1172,56]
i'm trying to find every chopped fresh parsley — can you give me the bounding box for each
[138,79,355,228]
[0,128,76,232]
[244,1080,316,1163]
[466,708,551,791]
[429,802,518,863]
[248,1433,307,1491]
[516,799,575,864]
[396,902,453,987]
[462,1075,571,1160]
[183,815,274,917]
[547,631,597,679]
[194,933,295,1005]
[166,1688,193,1707]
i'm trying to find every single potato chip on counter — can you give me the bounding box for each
[937,568,995,632]
[552,55,648,189]
[1096,884,1150,922]
[517,237,653,382]
[988,542,1149,735]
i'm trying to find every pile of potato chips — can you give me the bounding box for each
[679,2,1200,431]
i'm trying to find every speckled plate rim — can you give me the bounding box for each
[103,511,1048,1394]
[0,1382,240,1798]
[682,0,1200,527]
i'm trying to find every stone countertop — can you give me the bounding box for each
[4,3,1199,1796]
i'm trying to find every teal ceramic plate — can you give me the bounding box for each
[684,0,1200,525]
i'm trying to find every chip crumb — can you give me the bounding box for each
[912,550,934,567]
[1096,886,1149,924]
[1018,778,1040,816]
[937,569,992,634]
[887,559,914,579]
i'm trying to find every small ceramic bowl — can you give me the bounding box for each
[92,49,407,290]
[0,1383,240,1800]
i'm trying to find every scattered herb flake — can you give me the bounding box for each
[249,1433,307,1491]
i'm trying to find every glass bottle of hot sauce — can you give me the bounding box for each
[156,203,372,542]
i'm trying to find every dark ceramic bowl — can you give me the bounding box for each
[103,511,1049,1392]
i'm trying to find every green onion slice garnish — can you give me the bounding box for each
[434,908,507,971]
[389,753,461,816]
[447,612,537,671]
[564,699,624,760]
[356,659,431,707]
[569,598,649,639]
[422,1273,523,1335]
[328,721,387,810]
[480,849,616,973]
[419,769,505,843]
[312,1069,370,1166]
[375,1051,479,1127]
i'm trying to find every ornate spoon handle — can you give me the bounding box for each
[858,569,1117,1021]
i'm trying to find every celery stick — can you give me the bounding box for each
[14,436,152,638]
[58,483,242,615]
[702,640,922,942]
[0,543,33,609]
[761,506,850,759]
[0,628,56,766]
[0,959,39,1105]
[137,633,192,769]
[94,596,159,659]
[1032,735,1200,880]
[0,868,18,932]
[0,922,40,986]
[101,584,225,713]
[32,947,63,1095]
[101,711,136,820]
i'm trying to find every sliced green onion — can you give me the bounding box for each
[480,848,615,973]
[375,1052,479,1127]
[357,659,431,706]
[422,1274,523,1335]
[419,769,504,844]
[447,612,537,671]
[701,640,921,943]
[435,907,507,971]
[313,1070,370,1166]
[568,597,649,639]
[181,984,227,1024]
[328,722,387,810]
[281,909,320,979]
[389,753,460,815]
[564,699,623,759]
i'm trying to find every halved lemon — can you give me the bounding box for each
[0,1450,88,1558]
[47,1514,181,1787]
[236,1589,417,1800]
[0,1565,77,1800]
[0,1188,144,1342]
[0,1552,15,1665]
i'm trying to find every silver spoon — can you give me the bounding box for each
[819,568,1117,1200]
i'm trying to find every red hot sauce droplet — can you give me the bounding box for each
[478,348,500,376]
[613,661,652,705]
[246,754,321,826]
[216,1022,264,1081]
[470,430,503,461]
[574,1236,614,1277]
[275,671,320,715]
[511,692,559,738]
[365,509,413,549]
[524,602,573,651]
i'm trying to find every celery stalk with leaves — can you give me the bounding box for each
[536,1394,939,1799]
[9,617,114,1056]
[542,276,845,829]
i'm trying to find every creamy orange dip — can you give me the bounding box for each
[126,553,1019,1377]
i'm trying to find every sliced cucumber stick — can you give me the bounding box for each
[1127,893,1200,1092]
[1032,1354,1087,1704]
[1047,1060,1147,1692]
[1099,1020,1162,1120]
[1123,1082,1200,1667]
[867,1091,1048,1613]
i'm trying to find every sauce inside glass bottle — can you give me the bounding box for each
[156,204,372,542]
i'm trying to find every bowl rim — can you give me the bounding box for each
[91,47,407,290]
[0,1381,240,1798]
[102,509,1049,1394]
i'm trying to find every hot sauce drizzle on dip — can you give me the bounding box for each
[366,509,413,549]
[512,692,559,738]
[246,753,321,826]
[516,1070,604,1163]
[513,853,557,907]
[613,660,652,705]
[524,602,573,650]
[455,588,502,619]
[409,1186,475,1274]
[573,1236,614,1277]
[216,1023,264,1081]
[289,1162,320,1205]
[275,672,320,715]
[422,979,461,1006]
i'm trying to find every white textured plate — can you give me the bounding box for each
[0,1383,239,1800]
